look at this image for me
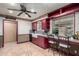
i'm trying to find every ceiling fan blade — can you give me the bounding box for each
[25,12,31,17]
[8,8,21,11]
[17,12,23,16]
[26,11,37,14]
[20,4,25,9]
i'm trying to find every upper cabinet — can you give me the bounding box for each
[32,22,37,31]
[32,18,50,31]
[42,18,50,31]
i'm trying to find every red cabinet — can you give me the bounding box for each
[32,18,50,31]
[32,37,37,44]
[38,36,48,48]
[42,18,50,31]
[32,35,48,49]
[32,22,37,31]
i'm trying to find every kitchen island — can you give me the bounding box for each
[32,33,49,49]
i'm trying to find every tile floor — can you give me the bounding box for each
[0,42,63,56]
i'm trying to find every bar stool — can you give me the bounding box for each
[48,36,59,56]
[58,36,70,56]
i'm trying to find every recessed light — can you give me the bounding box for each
[9,10,13,13]
[10,3,16,6]
[31,9,35,12]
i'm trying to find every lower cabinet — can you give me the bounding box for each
[32,37,37,44]
[38,36,48,48]
[69,45,79,56]
[32,36,48,49]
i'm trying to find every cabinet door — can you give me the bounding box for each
[44,37,49,48]
[32,37,38,45]
[38,36,44,48]
[42,19,47,30]
[42,19,50,31]
[38,36,48,48]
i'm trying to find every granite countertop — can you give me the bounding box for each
[69,39,79,43]
[31,33,48,37]
[36,34,47,37]
[49,35,79,44]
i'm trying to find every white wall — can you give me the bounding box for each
[75,12,79,33]
[16,19,32,34]
[0,17,4,35]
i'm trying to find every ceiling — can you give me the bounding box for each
[0,3,70,20]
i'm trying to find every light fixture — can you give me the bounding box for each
[10,3,16,6]
[9,10,13,13]
[31,9,35,12]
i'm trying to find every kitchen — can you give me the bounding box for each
[0,3,79,56]
[31,3,79,56]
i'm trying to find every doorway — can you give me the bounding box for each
[3,20,18,47]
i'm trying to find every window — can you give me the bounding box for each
[50,14,74,37]
[37,21,42,31]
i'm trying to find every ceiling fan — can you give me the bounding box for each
[8,4,37,17]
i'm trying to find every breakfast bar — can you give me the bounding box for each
[32,34,49,49]
[49,36,79,55]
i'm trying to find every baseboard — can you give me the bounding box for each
[17,41,29,44]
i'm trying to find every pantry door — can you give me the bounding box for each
[3,20,18,45]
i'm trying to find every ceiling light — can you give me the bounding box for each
[10,3,16,6]
[9,10,13,13]
[31,9,35,12]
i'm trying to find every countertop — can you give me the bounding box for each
[31,33,79,45]
[49,36,79,45]
[31,33,48,38]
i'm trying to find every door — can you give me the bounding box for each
[4,20,17,44]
